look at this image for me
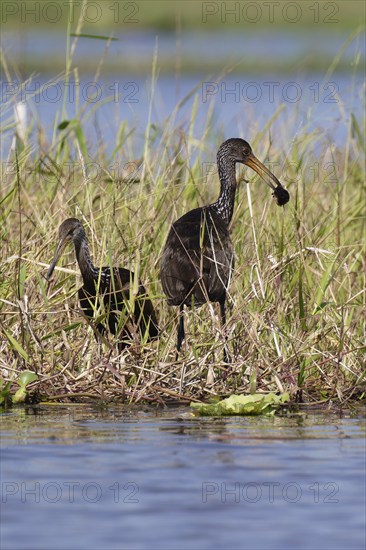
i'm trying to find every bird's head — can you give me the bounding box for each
[47,218,84,280]
[218,138,290,206]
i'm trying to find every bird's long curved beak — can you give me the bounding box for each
[245,153,281,191]
[244,153,290,206]
[47,238,67,280]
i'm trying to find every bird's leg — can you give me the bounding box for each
[96,322,107,337]
[176,304,185,358]
[219,295,230,365]
[95,323,105,356]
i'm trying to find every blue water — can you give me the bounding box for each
[1,29,365,159]
[1,405,365,550]
[1,71,364,160]
[2,29,365,63]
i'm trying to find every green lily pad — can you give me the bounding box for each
[191,392,290,416]
[18,371,38,387]
[13,371,39,404]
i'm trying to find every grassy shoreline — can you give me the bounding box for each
[0,42,365,408]
[6,55,364,77]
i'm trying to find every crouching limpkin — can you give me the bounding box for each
[160,138,289,361]
[47,218,159,348]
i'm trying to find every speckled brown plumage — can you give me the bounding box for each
[47,218,159,348]
[160,138,289,359]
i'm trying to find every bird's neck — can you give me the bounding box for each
[73,230,98,285]
[211,157,237,225]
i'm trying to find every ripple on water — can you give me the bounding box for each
[1,405,365,550]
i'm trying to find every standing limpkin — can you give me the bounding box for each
[47,218,159,347]
[160,138,289,360]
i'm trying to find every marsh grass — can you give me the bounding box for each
[2,0,363,32]
[0,39,365,406]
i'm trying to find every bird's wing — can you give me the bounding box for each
[103,267,159,339]
[160,209,233,305]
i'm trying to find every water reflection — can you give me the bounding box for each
[1,404,365,445]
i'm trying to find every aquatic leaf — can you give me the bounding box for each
[13,371,39,404]
[191,393,290,416]
[12,387,27,404]
[18,371,38,387]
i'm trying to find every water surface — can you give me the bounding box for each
[1,405,365,549]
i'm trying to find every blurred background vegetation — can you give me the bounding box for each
[2,0,363,30]
[2,0,365,74]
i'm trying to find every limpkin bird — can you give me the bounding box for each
[47,218,159,347]
[160,138,289,359]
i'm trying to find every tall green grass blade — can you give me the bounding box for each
[4,330,30,362]
[312,254,340,314]
[69,33,118,41]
